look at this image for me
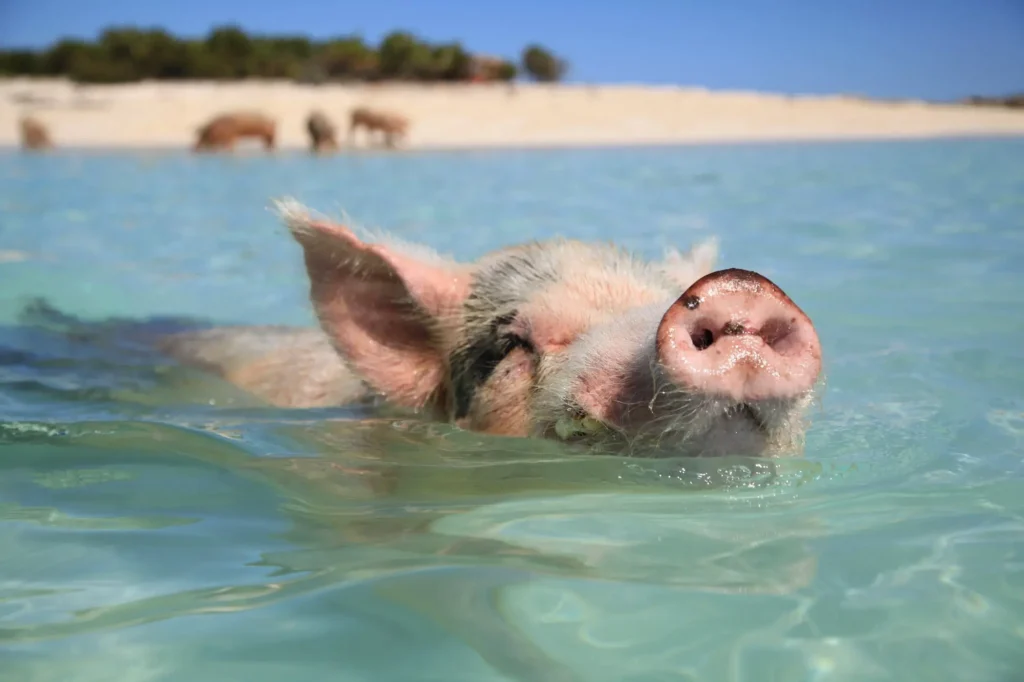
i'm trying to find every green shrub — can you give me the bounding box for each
[522,44,567,82]
[0,26,560,85]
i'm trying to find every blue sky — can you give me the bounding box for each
[1,0,1022,100]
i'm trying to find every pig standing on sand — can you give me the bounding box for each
[19,116,53,150]
[163,200,823,458]
[306,111,339,154]
[193,112,276,153]
[348,106,409,149]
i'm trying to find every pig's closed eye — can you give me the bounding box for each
[455,315,534,389]
[449,312,535,419]
[491,312,535,360]
[496,330,534,359]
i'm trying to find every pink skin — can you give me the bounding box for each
[538,270,822,456]
[657,269,822,404]
[165,202,824,458]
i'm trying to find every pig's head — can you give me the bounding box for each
[279,201,823,458]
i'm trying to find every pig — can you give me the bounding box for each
[348,106,409,149]
[19,115,53,151]
[306,110,339,154]
[161,199,823,458]
[193,112,276,153]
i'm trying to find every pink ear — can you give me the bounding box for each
[283,209,470,409]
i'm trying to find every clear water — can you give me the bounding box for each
[1,140,1023,682]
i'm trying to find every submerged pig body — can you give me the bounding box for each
[163,200,822,457]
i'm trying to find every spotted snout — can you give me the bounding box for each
[656,269,822,403]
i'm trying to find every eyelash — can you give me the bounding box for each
[496,330,535,359]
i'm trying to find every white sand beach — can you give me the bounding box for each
[2,78,1023,150]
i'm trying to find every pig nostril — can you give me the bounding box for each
[691,328,714,351]
[759,317,795,351]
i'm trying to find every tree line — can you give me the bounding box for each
[0,26,568,85]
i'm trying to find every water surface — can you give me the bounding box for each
[1,139,1023,681]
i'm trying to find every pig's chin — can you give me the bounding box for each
[690,402,771,457]
[670,394,812,458]
[548,395,804,458]
[622,398,775,458]
[657,394,811,458]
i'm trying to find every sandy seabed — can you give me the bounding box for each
[2,78,1024,151]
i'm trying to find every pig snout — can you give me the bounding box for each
[655,268,822,403]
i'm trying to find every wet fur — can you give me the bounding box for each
[159,326,371,408]
[165,199,817,457]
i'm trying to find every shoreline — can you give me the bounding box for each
[2,131,1023,154]
[4,79,1024,150]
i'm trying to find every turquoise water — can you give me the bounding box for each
[1,139,1023,681]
